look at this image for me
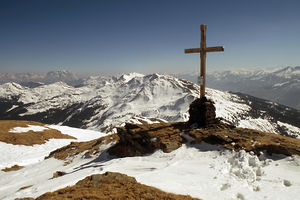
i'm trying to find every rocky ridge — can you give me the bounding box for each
[109,121,300,158]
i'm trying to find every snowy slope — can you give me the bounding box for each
[0,73,299,138]
[0,125,299,200]
[0,125,108,169]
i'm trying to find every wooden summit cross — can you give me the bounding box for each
[185,24,224,98]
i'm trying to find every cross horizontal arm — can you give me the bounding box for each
[205,46,224,52]
[184,48,201,54]
[184,46,224,54]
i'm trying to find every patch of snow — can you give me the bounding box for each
[273,81,290,88]
[47,125,109,142]
[9,125,49,133]
[0,139,75,168]
[6,105,18,112]
[126,116,168,125]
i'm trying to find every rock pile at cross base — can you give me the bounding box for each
[188,97,218,127]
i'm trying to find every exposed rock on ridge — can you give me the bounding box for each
[109,122,300,158]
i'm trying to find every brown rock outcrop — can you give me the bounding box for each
[46,134,119,163]
[109,121,300,157]
[109,122,184,157]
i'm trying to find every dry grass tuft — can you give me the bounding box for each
[1,164,24,172]
[0,120,75,146]
[18,185,33,191]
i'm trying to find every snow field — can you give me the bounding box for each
[1,131,299,200]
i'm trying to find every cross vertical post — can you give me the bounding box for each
[200,24,206,98]
[184,24,224,98]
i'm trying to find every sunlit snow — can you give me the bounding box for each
[0,126,299,200]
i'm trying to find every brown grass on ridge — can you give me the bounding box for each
[1,164,24,172]
[46,134,119,163]
[34,172,201,200]
[0,120,75,146]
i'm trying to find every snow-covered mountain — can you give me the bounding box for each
[176,66,300,110]
[0,73,299,138]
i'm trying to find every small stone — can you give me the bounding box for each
[283,180,292,187]
[253,185,260,192]
[220,183,230,191]
[236,193,245,200]
[52,171,66,178]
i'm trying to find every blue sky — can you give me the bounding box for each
[0,0,300,74]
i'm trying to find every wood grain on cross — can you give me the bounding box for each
[185,24,224,98]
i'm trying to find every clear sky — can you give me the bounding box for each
[1,0,300,74]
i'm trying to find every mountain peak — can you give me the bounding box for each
[118,72,144,82]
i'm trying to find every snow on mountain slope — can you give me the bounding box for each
[176,66,300,110]
[1,125,299,200]
[0,73,299,138]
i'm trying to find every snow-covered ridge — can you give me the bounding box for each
[0,72,299,138]
[207,66,300,79]
[176,66,300,110]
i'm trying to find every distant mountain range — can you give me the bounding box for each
[176,66,300,110]
[0,70,83,87]
[0,73,299,138]
[2,66,298,110]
